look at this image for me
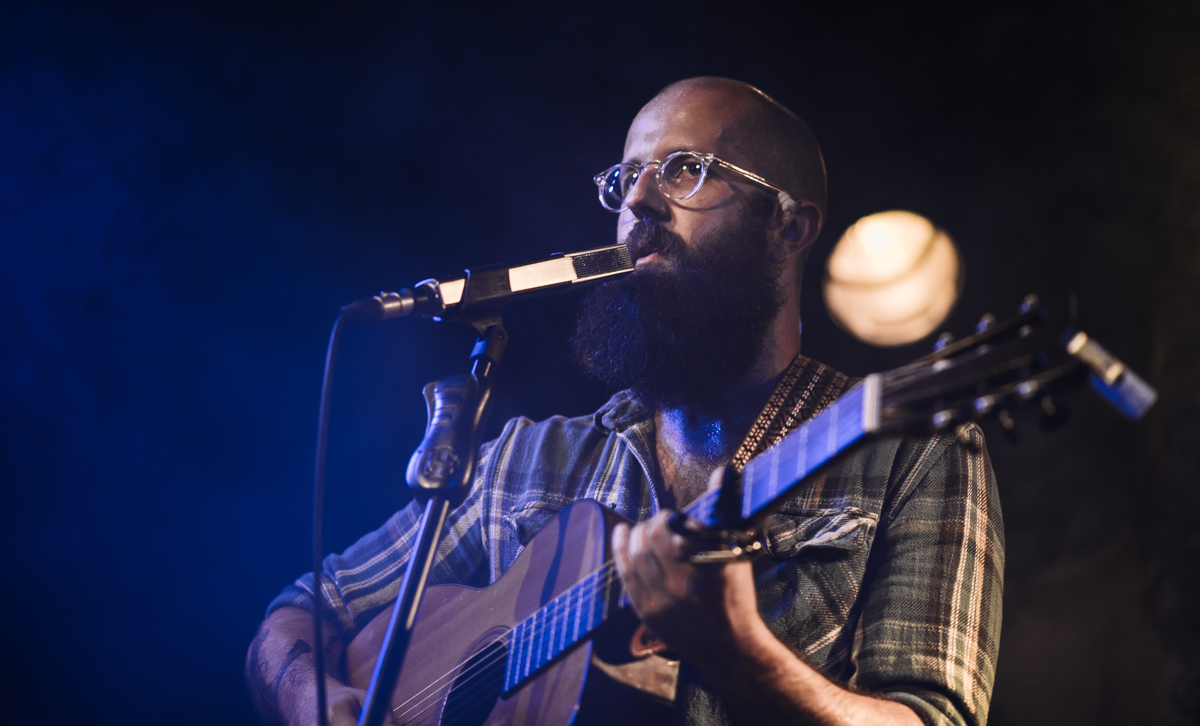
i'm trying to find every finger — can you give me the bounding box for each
[705,465,726,493]
[629,518,669,590]
[633,519,680,613]
[619,521,667,615]
[644,513,693,596]
[612,522,646,606]
[612,522,631,578]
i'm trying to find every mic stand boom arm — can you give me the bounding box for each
[356,314,508,726]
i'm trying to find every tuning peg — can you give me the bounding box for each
[1016,381,1040,401]
[933,332,955,352]
[1019,294,1039,314]
[976,313,997,333]
[932,409,957,430]
[998,408,1019,445]
[1038,395,1070,431]
[973,395,999,416]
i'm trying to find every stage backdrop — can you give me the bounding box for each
[2,1,1196,724]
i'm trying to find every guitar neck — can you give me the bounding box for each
[504,557,617,693]
[684,375,880,527]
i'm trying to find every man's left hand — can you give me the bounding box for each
[611,510,769,671]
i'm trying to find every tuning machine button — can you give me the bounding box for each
[973,395,998,415]
[1038,395,1070,431]
[997,408,1019,445]
[932,409,957,430]
[1017,381,1040,401]
[976,313,997,333]
[1019,294,1039,313]
[934,332,955,352]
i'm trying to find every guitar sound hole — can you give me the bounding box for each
[441,640,507,726]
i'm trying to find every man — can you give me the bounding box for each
[247,77,1004,726]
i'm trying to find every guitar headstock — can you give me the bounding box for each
[873,295,1157,438]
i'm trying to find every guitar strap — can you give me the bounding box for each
[728,353,850,474]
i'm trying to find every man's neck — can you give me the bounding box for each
[652,365,788,510]
[652,295,804,509]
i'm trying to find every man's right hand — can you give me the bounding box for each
[246,606,398,726]
[292,680,394,726]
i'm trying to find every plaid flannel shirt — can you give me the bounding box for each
[269,359,1004,726]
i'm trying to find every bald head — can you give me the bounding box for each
[632,77,827,217]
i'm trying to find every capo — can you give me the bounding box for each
[688,538,764,564]
[667,511,766,564]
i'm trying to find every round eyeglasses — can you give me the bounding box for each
[592,150,795,213]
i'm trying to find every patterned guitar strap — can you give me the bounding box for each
[728,353,850,474]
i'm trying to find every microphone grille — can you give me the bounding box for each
[571,245,634,279]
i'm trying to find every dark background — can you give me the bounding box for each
[2,1,1196,724]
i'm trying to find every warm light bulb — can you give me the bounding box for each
[823,210,962,346]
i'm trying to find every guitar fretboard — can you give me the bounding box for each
[503,561,616,693]
[685,379,874,526]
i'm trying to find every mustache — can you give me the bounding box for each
[624,221,687,262]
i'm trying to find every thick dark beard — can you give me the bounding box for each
[572,211,786,413]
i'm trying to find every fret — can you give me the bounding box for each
[545,597,558,666]
[545,604,557,666]
[742,384,869,520]
[584,572,596,633]
[504,621,520,691]
[537,609,547,676]
[529,611,540,673]
[826,399,839,458]
[795,423,808,483]
[558,586,571,653]
[545,604,556,665]
[768,446,781,500]
[571,578,583,642]
[683,489,716,527]
[557,585,570,653]
[597,570,610,623]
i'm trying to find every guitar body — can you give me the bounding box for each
[345,500,673,726]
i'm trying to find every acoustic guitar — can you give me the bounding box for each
[343,297,1155,726]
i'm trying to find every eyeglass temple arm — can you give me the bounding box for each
[713,158,797,211]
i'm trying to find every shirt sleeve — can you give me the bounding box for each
[850,423,1005,726]
[265,438,498,641]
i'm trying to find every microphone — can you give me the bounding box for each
[340,243,634,322]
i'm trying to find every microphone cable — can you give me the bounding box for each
[310,311,348,726]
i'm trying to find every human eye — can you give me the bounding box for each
[663,154,704,184]
[617,165,640,194]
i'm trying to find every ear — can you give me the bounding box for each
[770,199,823,259]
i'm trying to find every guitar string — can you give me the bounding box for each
[390,565,623,722]
[389,563,623,722]
[402,567,617,724]
[389,490,726,719]
[388,489,726,722]
[390,567,625,724]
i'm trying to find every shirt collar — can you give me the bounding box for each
[593,389,653,432]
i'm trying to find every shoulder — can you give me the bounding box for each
[490,390,651,454]
[480,390,650,486]
[781,422,994,516]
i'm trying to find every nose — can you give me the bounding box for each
[623,164,670,222]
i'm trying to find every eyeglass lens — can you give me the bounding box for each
[599,153,707,211]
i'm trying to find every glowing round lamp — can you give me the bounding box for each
[823,210,962,346]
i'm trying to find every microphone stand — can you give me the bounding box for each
[356,310,508,726]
